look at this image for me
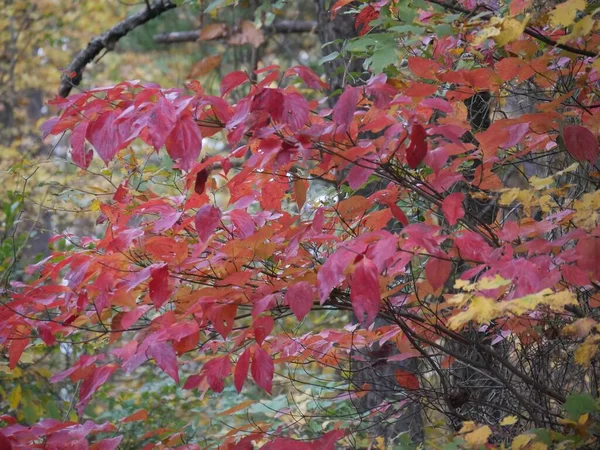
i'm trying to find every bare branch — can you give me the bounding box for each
[58,0,177,98]
[153,19,317,44]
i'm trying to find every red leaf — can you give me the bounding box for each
[202,356,232,393]
[454,231,493,262]
[285,282,314,321]
[350,257,380,327]
[70,121,93,169]
[149,264,171,309]
[406,123,428,169]
[86,111,122,164]
[79,364,118,407]
[388,202,409,226]
[355,5,379,36]
[564,125,599,164]
[254,316,274,345]
[426,255,452,291]
[0,431,12,450]
[209,304,237,338]
[149,341,179,383]
[333,85,359,127]
[330,0,354,17]
[194,167,209,195]
[195,204,222,242]
[442,192,465,226]
[234,348,251,393]
[165,116,203,171]
[562,264,591,287]
[8,337,29,370]
[251,346,274,394]
[408,57,442,79]
[395,369,419,390]
[148,97,177,151]
[221,71,249,97]
[96,436,123,450]
[285,66,328,89]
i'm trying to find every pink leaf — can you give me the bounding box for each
[317,248,355,303]
[195,204,222,242]
[149,264,171,309]
[426,255,452,291]
[230,209,255,238]
[148,96,177,151]
[149,341,179,383]
[70,121,93,169]
[350,257,380,327]
[202,356,232,393]
[333,85,359,127]
[254,316,274,345]
[79,365,117,408]
[86,111,122,164]
[442,192,465,226]
[282,91,309,130]
[221,71,249,96]
[285,282,314,321]
[234,348,251,393]
[165,116,203,171]
[564,125,599,164]
[285,66,328,89]
[251,346,274,394]
[97,436,123,450]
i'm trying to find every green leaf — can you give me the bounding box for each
[563,393,598,420]
[318,51,340,65]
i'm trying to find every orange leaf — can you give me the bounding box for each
[188,55,222,78]
[199,23,228,41]
[121,409,148,423]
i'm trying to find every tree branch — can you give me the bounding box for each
[426,0,598,58]
[58,0,177,98]
[153,19,317,44]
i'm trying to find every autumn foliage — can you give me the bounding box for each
[2,0,600,448]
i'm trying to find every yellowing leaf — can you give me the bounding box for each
[512,433,534,450]
[8,385,22,409]
[550,0,587,27]
[500,415,518,426]
[464,425,491,446]
[574,334,600,367]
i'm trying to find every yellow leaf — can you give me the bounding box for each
[8,385,22,409]
[473,16,530,46]
[448,296,495,329]
[562,318,597,338]
[574,334,600,367]
[529,175,554,190]
[512,433,534,450]
[558,15,595,43]
[500,415,518,426]
[550,0,587,28]
[464,425,492,446]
